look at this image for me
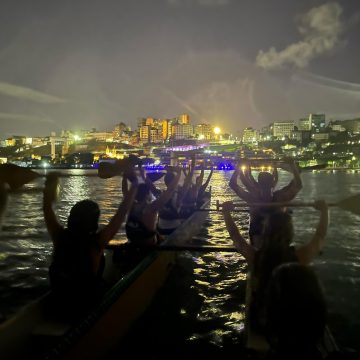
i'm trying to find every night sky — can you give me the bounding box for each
[0,0,359,137]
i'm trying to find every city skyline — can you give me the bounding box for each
[1,0,360,137]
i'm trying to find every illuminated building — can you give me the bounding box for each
[312,132,329,141]
[328,122,346,132]
[113,122,128,140]
[5,136,26,146]
[242,127,259,144]
[309,113,325,133]
[195,123,213,140]
[273,121,295,139]
[161,119,172,140]
[341,118,360,134]
[299,118,312,131]
[171,123,194,140]
[84,130,113,142]
[178,114,190,124]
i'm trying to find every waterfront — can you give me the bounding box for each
[0,170,359,356]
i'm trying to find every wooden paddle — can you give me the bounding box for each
[0,163,41,190]
[239,158,327,172]
[194,195,360,216]
[157,244,237,252]
[278,162,327,173]
[98,155,142,179]
[106,243,238,252]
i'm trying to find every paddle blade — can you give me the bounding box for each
[98,156,142,179]
[300,164,327,172]
[146,172,165,182]
[98,162,122,179]
[0,164,40,190]
[337,195,360,216]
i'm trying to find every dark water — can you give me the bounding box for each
[0,169,359,356]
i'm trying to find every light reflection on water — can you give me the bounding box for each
[0,170,359,353]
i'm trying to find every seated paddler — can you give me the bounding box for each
[157,169,183,235]
[43,172,137,316]
[125,167,181,246]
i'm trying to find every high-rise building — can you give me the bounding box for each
[171,123,194,140]
[259,124,273,141]
[195,123,213,140]
[273,121,295,139]
[242,127,259,144]
[145,117,155,126]
[161,119,172,140]
[178,114,190,125]
[309,113,325,133]
[342,118,360,133]
[299,118,311,131]
[113,122,128,140]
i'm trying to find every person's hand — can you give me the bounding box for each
[221,201,235,212]
[313,199,327,212]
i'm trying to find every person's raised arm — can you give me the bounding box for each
[222,201,255,265]
[238,162,259,194]
[180,163,195,198]
[122,173,129,196]
[98,178,138,248]
[296,200,328,265]
[43,173,63,245]
[150,168,181,212]
[139,166,161,197]
[289,159,302,190]
[229,168,254,203]
[194,165,205,196]
[198,169,213,198]
[273,159,302,202]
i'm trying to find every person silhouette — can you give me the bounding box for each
[43,172,137,317]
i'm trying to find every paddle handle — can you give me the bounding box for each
[158,245,237,252]
[198,201,339,212]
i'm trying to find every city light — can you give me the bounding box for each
[214,127,221,135]
[73,134,81,141]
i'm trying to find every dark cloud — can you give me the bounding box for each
[0,0,359,137]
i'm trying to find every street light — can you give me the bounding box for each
[214,127,221,135]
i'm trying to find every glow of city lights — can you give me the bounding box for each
[73,134,81,141]
[214,127,221,135]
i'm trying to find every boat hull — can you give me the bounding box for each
[0,194,211,359]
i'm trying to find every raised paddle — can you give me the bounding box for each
[98,155,142,179]
[194,195,360,216]
[0,163,41,190]
[157,244,237,252]
[238,158,327,172]
[106,242,238,252]
[146,172,166,182]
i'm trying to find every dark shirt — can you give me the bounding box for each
[49,229,106,318]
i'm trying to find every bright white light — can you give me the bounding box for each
[214,127,221,135]
[73,135,81,141]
